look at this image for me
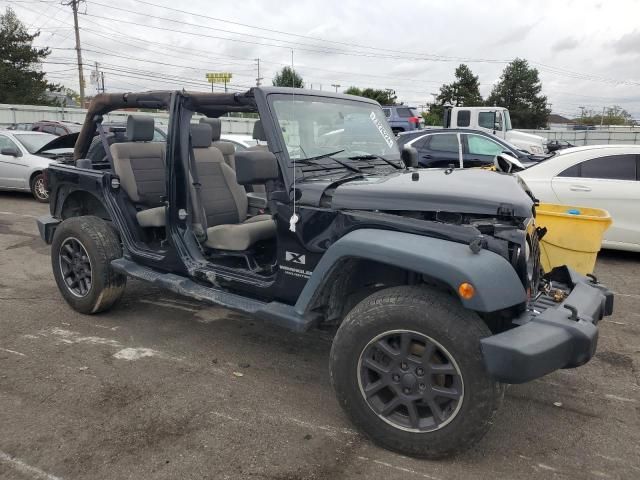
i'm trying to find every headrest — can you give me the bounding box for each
[199,117,221,141]
[252,120,266,141]
[127,115,155,142]
[190,124,212,148]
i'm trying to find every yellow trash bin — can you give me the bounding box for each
[536,203,612,275]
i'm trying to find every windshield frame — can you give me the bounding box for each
[265,92,401,181]
[12,132,57,154]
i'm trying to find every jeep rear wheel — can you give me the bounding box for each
[330,285,502,459]
[51,216,126,314]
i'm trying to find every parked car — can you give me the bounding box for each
[31,120,83,136]
[6,122,33,131]
[382,105,422,133]
[397,128,547,168]
[518,145,640,252]
[0,130,75,201]
[546,139,575,152]
[220,133,260,151]
[444,106,547,154]
[37,88,613,459]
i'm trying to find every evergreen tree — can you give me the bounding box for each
[486,58,550,129]
[0,7,60,105]
[272,66,304,88]
[429,64,483,121]
[344,86,397,105]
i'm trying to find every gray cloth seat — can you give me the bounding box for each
[190,123,276,251]
[245,120,268,194]
[110,115,166,228]
[199,117,236,169]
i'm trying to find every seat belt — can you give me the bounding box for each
[187,137,207,242]
[94,115,114,171]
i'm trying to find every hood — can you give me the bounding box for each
[507,130,546,146]
[34,132,78,154]
[321,169,534,218]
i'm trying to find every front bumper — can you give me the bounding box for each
[37,215,61,244]
[481,266,613,384]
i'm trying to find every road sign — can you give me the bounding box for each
[206,72,232,92]
[206,72,232,83]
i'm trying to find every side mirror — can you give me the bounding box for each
[1,147,20,157]
[235,150,279,185]
[401,146,418,168]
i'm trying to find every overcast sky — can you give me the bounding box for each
[4,0,640,119]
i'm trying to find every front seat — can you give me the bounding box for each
[248,120,268,152]
[190,124,275,251]
[199,117,236,169]
[110,115,166,228]
[244,120,268,194]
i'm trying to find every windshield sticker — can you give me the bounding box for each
[370,111,395,148]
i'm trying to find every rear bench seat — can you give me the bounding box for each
[110,115,166,227]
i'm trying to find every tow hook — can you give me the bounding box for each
[564,304,579,321]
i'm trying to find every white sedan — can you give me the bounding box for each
[518,145,640,252]
[0,130,73,202]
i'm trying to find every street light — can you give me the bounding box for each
[331,84,341,92]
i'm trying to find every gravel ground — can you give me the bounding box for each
[0,191,638,480]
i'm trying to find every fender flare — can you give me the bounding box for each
[294,228,526,315]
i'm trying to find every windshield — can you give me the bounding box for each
[270,95,401,169]
[13,133,57,153]
[504,110,512,131]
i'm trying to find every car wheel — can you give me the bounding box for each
[51,216,126,314]
[330,285,502,459]
[30,173,49,202]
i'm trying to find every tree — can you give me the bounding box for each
[486,58,550,129]
[344,86,397,105]
[272,66,304,88]
[0,7,60,105]
[429,64,484,121]
[576,106,636,126]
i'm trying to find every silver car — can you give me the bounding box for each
[0,130,74,202]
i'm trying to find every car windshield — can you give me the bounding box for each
[13,133,57,153]
[270,94,401,176]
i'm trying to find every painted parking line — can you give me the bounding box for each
[0,211,38,219]
[0,450,64,480]
[0,347,26,357]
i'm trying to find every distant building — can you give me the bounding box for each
[547,113,574,129]
[45,91,80,107]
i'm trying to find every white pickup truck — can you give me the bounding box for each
[444,106,547,154]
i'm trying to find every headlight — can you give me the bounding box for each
[530,145,543,154]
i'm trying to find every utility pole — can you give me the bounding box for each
[254,58,263,86]
[64,0,86,106]
[331,84,340,92]
[579,106,586,124]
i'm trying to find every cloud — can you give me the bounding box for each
[493,22,538,46]
[611,30,640,54]
[552,36,579,52]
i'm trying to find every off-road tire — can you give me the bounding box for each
[330,285,503,459]
[51,216,126,314]
[30,172,48,202]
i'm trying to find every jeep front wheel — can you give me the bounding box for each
[51,216,126,314]
[329,285,502,459]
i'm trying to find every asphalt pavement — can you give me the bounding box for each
[0,191,638,480]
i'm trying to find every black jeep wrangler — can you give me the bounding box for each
[37,88,613,459]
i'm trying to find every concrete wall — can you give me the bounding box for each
[0,104,256,135]
[519,128,640,145]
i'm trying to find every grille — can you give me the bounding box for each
[529,228,542,294]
